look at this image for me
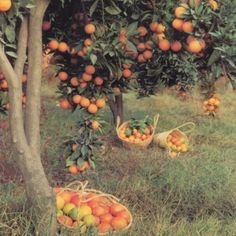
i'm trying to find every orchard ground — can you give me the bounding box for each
[0,81,236,236]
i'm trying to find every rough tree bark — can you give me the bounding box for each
[0,0,56,235]
[108,94,124,126]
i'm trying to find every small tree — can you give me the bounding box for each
[0,0,56,235]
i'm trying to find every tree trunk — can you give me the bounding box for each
[0,0,57,235]
[108,94,124,126]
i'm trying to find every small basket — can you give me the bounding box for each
[116,114,160,149]
[153,122,195,149]
[57,181,133,235]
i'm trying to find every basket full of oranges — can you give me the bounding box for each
[153,122,195,158]
[55,181,132,235]
[116,114,159,149]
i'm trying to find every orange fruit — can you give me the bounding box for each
[98,223,112,233]
[109,204,125,216]
[111,217,128,230]
[116,211,131,223]
[92,206,108,217]
[175,6,187,18]
[82,47,88,55]
[72,95,81,104]
[182,21,193,33]
[78,50,85,57]
[137,54,146,63]
[186,35,195,44]
[149,22,158,32]
[84,38,93,46]
[48,40,59,50]
[80,97,90,108]
[70,77,79,87]
[0,80,8,89]
[209,0,219,10]
[85,65,96,75]
[87,104,98,114]
[154,33,165,41]
[158,39,170,51]
[137,26,148,36]
[58,42,69,53]
[22,74,27,83]
[84,23,96,34]
[58,191,73,203]
[137,43,146,51]
[94,76,104,86]
[100,213,113,224]
[59,99,71,109]
[91,121,100,130]
[143,50,153,60]
[58,71,68,81]
[96,98,106,109]
[156,23,165,33]
[122,69,132,78]
[172,19,184,31]
[77,161,90,172]
[189,40,202,53]
[171,41,182,52]
[68,165,78,174]
[82,73,92,82]
[0,0,12,12]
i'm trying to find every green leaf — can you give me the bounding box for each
[6,51,17,58]
[105,6,121,15]
[127,21,138,36]
[66,158,75,167]
[126,41,137,53]
[5,25,15,43]
[89,0,100,16]
[90,54,97,64]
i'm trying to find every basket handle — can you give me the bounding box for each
[174,122,196,134]
[152,114,160,133]
[61,180,89,193]
[116,116,121,134]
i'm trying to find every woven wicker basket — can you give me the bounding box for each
[116,114,160,149]
[57,181,133,235]
[153,122,195,149]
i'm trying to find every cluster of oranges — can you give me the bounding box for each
[172,3,206,54]
[119,125,152,143]
[68,161,90,174]
[0,0,11,12]
[55,189,131,234]
[167,131,188,158]
[202,94,220,114]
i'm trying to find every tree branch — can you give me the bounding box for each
[14,16,29,79]
[25,0,50,153]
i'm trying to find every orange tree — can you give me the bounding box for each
[40,0,236,172]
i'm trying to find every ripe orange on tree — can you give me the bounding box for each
[91,121,100,130]
[87,104,98,114]
[122,69,132,78]
[58,71,68,81]
[82,73,92,82]
[77,161,90,172]
[0,0,12,12]
[80,97,90,108]
[70,77,79,87]
[175,5,188,18]
[48,39,59,50]
[0,80,8,89]
[137,43,146,52]
[84,38,93,46]
[137,54,146,63]
[84,23,96,34]
[188,40,202,53]
[96,98,106,109]
[94,76,104,86]
[186,35,195,44]
[171,41,182,52]
[156,23,165,33]
[172,19,184,31]
[85,65,96,75]
[59,98,71,109]
[58,42,69,52]
[143,50,153,60]
[137,26,148,36]
[149,22,159,32]
[72,94,81,104]
[71,143,78,151]
[182,21,193,33]
[158,39,170,51]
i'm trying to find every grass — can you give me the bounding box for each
[1,86,236,235]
